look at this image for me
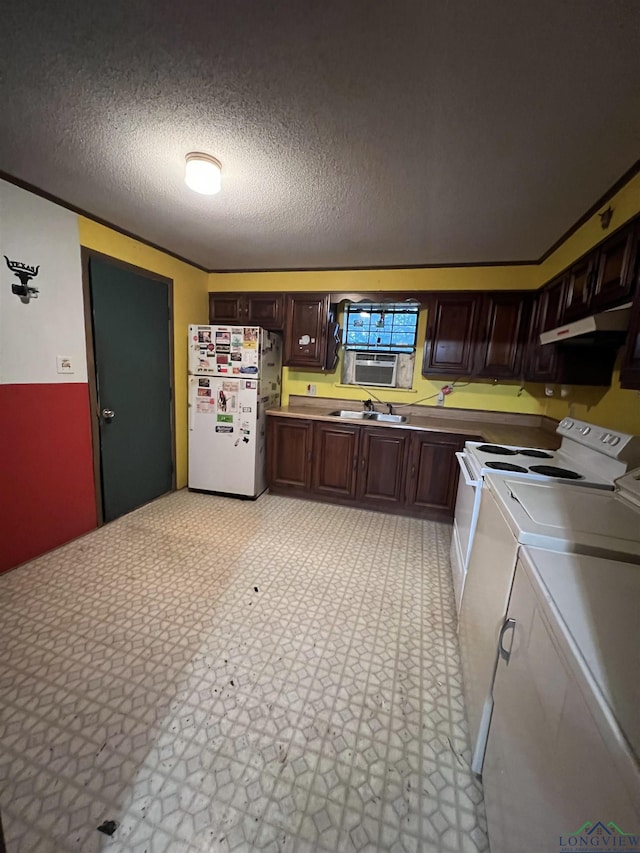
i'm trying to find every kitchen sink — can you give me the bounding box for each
[327,410,407,423]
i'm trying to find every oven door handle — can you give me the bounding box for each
[455,451,480,488]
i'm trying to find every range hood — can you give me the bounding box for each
[540,303,631,345]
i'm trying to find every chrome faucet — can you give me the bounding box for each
[386,403,393,415]
[363,399,375,413]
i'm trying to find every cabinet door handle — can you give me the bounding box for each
[585,272,593,303]
[498,618,516,663]
[306,450,312,464]
[352,456,358,471]
[361,457,366,470]
[410,464,416,478]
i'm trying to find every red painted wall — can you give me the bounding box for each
[0,383,97,574]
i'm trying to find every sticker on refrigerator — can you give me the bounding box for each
[216,331,231,346]
[197,387,211,397]
[241,406,252,413]
[245,380,257,389]
[218,382,238,413]
[242,345,258,365]
[197,328,212,344]
[198,378,210,388]
[234,420,251,446]
[196,400,215,414]
[217,414,233,423]
[243,328,258,347]
[215,425,234,434]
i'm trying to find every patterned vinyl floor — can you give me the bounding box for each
[0,491,488,853]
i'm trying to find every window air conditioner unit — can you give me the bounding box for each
[354,352,398,387]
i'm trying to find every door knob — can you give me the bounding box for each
[101,409,115,420]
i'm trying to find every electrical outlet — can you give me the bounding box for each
[306,384,316,396]
[56,356,73,374]
[437,391,445,406]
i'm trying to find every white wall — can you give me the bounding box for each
[0,179,87,384]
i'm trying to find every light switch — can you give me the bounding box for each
[56,356,74,374]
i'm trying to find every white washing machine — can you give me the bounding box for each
[458,467,640,774]
[482,545,640,853]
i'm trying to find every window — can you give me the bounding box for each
[343,303,419,353]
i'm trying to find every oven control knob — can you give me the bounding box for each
[578,426,590,435]
[601,433,611,442]
[561,419,574,429]
[608,435,620,446]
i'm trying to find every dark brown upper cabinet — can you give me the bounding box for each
[422,290,528,380]
[525,272,620,387]
[474,291,528,379]
[283,293,331,369]
[561,221,639,323]
[563,255,597,323]
[524,276,566,383]
[591,222,639,311]
[209,292,284,330]
[209,293,244,324]
[422,292,480,376]
[620,271,640,389]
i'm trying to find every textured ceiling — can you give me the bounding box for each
[1,1,639,271]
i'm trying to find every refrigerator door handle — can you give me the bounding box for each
[498,618,516,663]
[188,377,196,431]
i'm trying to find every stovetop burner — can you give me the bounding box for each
[476,445,519,455]
[485,461,529,473]
[529,465,583,480]
[518,449,554,459]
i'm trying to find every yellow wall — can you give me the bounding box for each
[537,172,640,433]
[210,265,544,413]
[544,361,640,435]
[78,219,209,487]
[209,172,640,430]
[211,266,538,293]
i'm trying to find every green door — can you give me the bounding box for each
[89,256,173,522]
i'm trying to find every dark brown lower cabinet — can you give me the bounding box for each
[311,421,359,499]
[267,418,313,491]
[356,427,410,509]
[406,431,466,518]
[267,416,470,520]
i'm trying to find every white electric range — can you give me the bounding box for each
[458,467,640,776]
[450,418,640,611]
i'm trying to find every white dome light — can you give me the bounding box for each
[185,152,222,195]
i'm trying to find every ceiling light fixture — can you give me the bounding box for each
[184,152,222,195]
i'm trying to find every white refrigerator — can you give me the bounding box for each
[187,324,282,497]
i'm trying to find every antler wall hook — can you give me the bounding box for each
[4,255,40,304]
[598,206,613,230]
